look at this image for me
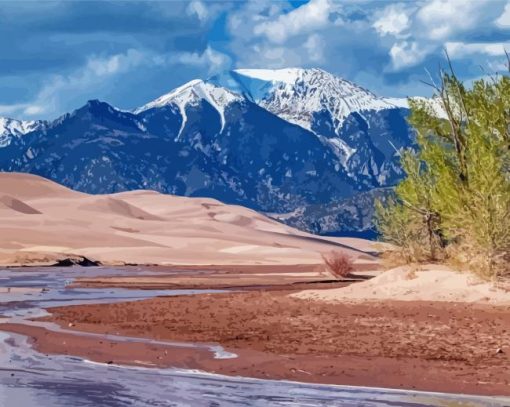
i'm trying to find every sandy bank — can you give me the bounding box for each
[293,265,510,305]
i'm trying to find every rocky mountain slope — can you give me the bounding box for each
[0,117,45,148]
[212,68,412,186]
[268,188,394,239]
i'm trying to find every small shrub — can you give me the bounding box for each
[321,251,354,279]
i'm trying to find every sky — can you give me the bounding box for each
[1,0,510,120]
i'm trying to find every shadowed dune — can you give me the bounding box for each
[0,195,42,215]
[79,197,164,221]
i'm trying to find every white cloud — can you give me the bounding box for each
[222,0,510,96]
[226,0,366,71]
[389,41,432,70]
[304,34,325,63]
[4,47,231,119]
[381,0,508,70]
[446,42,510,58]
[246,43,304,68]
[416,0,496,41]
[253,0,333,44]
[23,105,45,116]
[0,103,31,116]
[87,49,147,77]
[496,2,510,27]
[175,46,231,74]
[2,50,147,117]
[186,1,208,22]
[373,4,412,37]
[23,49,151,117]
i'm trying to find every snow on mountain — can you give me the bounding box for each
[0,118,43,148]
[211,68,409,164]
[220,68,401,129]
[135,80,243,137]
[383,97,409,109]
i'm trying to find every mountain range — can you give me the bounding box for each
[0,68,414,236]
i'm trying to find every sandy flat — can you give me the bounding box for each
[0,172,377,267]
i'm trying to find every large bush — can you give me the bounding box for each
[376,67,510,279]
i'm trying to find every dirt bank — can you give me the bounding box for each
[9,290,509,396]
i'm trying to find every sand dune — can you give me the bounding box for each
[0,172,80,200]
[0,195,42,214]
[0,172,379,267]
[293,264,510,305]
[78,197,164,221]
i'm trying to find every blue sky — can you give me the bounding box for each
[1,0,510,120]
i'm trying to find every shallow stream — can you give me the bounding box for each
[0,267,508,406]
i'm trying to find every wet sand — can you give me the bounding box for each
[71,270,366,290]
[5,289,509,396]
[70,263,379,290]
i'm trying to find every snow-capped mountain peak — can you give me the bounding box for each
[229,68,398,132]
[0,117,43,148]
[135,79,243,136]
[209,68,408,165]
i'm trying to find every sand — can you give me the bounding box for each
[0,172,379,267]
[7,290,508,396]
[293,264,510,305]
[3,172,510,397]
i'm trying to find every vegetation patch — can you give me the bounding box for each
[376,63,510,280]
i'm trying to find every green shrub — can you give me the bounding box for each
[376,65,510,279]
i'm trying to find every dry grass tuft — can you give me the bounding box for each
[321,251,354,279]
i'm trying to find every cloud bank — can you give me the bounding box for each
[1,0,510,119]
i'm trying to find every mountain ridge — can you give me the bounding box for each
[0,117,46,148]
[0,67,415,236]
[212,68,406,132]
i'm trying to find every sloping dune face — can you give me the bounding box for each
[0,172,376,266]
[78,197,164,221]
[0,195,42,215]
[0,172,80,200]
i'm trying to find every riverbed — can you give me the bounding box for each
[0,267,508,406]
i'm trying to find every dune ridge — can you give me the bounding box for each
[0,172,378,267]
